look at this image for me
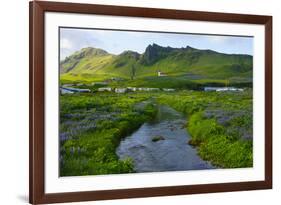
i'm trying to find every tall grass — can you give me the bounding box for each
[60,93,157,176]
[157,90,253,168]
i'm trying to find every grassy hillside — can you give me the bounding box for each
[96,51,141,79]
[60,47,115,74]
[60,44,253,85]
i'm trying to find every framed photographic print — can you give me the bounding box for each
[29,1,272,204]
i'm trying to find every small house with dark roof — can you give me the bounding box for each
[158,71,167,77]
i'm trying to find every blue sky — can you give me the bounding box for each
[60,27,253,60]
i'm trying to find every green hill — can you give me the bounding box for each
[60,47,115,74]
[60,44,253,85]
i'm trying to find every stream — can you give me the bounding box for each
[116,104,214,173]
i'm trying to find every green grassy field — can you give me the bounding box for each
[60,90,253,176]
[60,93,157,176]
[157,90,253,168]
[61,74,252,92]
[59,44,253,176]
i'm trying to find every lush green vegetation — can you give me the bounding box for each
[157,90,253,168]
[59,43,254,175]
[60,90,253,176]
[60,44,252,83]
[60,47,115,74]
[61,75,252,92]
[60,93,157,176]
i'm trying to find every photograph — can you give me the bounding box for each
[59,27,253,177]
[28,1,272,204]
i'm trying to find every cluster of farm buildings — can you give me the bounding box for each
[203,87,244,92]
[60,86,175,94]
[60,85,244,94]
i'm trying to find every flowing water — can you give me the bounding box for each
[116,104,214,173]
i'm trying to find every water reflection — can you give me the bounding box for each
[117,105,214,173]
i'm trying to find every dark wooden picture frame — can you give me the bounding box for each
[29,1,272,204]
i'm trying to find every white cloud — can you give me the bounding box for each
[206,35,230,43]
[61,38,72,49]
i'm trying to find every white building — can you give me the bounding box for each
[115,88,127,93]
[204,87,244,92]
[127,87,137,92]
[98,87,112,92]
[137,88,160,92]
[60,88,74,94]
[158,71,167,77]
[163,88,175,92]
[60,87,90,94]
[147,88,160,91]
[91,82,108,86]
